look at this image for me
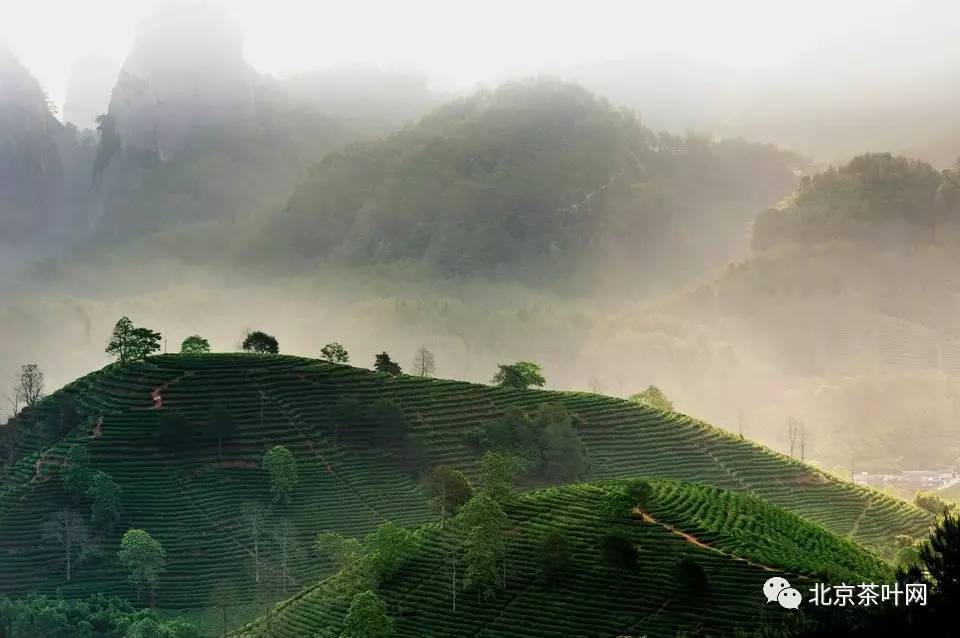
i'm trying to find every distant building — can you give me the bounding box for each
[853,469,957,493]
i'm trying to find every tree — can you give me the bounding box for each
[315,531,367,592]
[628,385,673,412]
[207,403,238,458]
[86,470,122,527]
[920,510,960,604]
[241,331,279,354]
[600,534,637,592]
[320,342,350,363]
[478,450,517,503]
[42,508,90,582]
[262,446,299,504]
[491,361,545,390]
[342,590,395,638]
[106,317,162,363]
[156,411,193,451]
[458,494,508,599]
[117,529,166,603]
[179,336,211,354]
[362,522,420,586]
[266,520,301,595]
[209,581,241,638]
[12,364,44,408]
[540,527,571,587]
[412,346,435,377]
[373,352,402,376]
[60,444,92,500]
[534,402,589,481]
[366,398,409,446]
[241,503,267,585]
[421,466,472,521]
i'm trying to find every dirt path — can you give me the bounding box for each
[149,372,193,409]
[636,507,778,573]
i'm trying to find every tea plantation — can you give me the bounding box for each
[234,479,893,638]
[0,354,932,627]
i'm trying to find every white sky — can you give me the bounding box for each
[0,0,951,112]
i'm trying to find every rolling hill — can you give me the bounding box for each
[0,354,932,625]
[235,479,893,638]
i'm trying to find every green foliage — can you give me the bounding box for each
[155,411,193,451]
[362,522,420,586]
[458,494,508,599]
[341,590,395,638]
[206,403,237,458]
[628,385,673,412]
[913,491,957,516]
[105,317,162,363]
[491,361,545,390]
[117,529,166,602]
[179,336,210,354]
[60,444,92,499]
[753,153,955,250]
[539,527,571,586]
[421,466,473,519]
[478,451,517,503]
[321,342,350,363]
[241,331,279,354]
[86,470,122,527]
[315,522,419,593]
[676,558,709,599]
[534,403,589,481]
[373,352,402,376]
[0,594,194,638]
[919,510,960,602]
[471,403,588,482]
[600,534,638,589]
[262,445,299,504]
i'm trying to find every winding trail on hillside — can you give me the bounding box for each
[636,507,778,573]
[149,371,193,409]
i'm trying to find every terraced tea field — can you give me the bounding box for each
[235,479,893,638]
[0,354,931,620]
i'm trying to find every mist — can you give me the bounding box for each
[3,0,960,488]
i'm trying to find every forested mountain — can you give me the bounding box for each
[0,42,96,264]
[267,78,806,286]
[753,153,960,249]
[659,153,960,469]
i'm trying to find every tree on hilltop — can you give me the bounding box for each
[180,335,211,354]
[374,352,402,376]
[106,317,162,363]
[12,363,44,410]
[492,361,545,390]
[117,528,166,603]
[628,385,673,412]
[262,445,299,504]
[242,331,279,354]
[412,345,435,377]
[320,342,350,363]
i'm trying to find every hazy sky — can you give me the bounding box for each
[1,0,952,114]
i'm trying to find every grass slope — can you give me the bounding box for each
[0,354,930,615]
[236,479,893,638]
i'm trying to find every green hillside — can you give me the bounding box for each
[0,354,930,618]
[264,77,805,285]
[235,479,892,638]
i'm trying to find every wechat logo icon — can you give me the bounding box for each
[764,576,802,610]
